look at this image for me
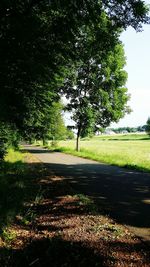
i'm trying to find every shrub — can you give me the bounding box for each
[0,122,20,161]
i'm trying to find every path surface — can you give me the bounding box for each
[24,145,150,242]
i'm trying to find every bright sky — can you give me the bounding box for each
[112,10,150,128]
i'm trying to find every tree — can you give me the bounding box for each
[0,0,149,129]
[22,101,67,145]
[146,118,150,136]
[48,102,67,143]
[62,39,130,150]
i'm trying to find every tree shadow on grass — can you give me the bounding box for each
[0,161,43,230]
[0,237,105,267]
[0,236,149,267]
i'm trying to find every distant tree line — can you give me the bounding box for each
[110,125,147,134]
[145,118,150,136]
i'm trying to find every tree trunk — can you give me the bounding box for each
[42,137,46,146]
[76,126,81,151]
[76,135,80,151]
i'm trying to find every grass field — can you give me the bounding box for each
[55,133,150,172]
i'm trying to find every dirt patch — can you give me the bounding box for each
[0,154,149,267]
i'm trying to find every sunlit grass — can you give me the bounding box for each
[2,148,28,175]
[56,134,150,172]
[0,149,38,230]
[5,148,25,163]
[93,133,149,141]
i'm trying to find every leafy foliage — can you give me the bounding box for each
[62,41,130,150]
[110,125,147,134]
[46,102,67,141]
[145,117,150,136]
[0,123,20,161]
[0,0,149,152]
[0,0,149,127]
[22,101,67,144]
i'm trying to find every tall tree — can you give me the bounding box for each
[48,102,67,143]
[62,41,130,151]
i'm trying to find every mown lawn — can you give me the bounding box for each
[56,134,150,172]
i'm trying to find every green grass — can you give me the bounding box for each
[54,133,150,172]
[5,148,25,163]
[0,148,41,232]
[93,133,149,141]
[1,148,27,175]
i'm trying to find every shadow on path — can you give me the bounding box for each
[22,146,150,237]
[43,162,150,230]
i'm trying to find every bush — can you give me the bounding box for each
[0,122,20,161]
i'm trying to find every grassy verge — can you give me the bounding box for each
[0,148,42,238]
[48,134,150,172]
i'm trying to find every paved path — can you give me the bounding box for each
[24,145,150,242]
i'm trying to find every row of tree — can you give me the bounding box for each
[110,125,147,134]
[0,0,149,157]
[145,118,150,135]
[98,118,150,135]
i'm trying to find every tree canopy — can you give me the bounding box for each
[0,0,149,153]
[61,41,130,150]
[0,0,149,124]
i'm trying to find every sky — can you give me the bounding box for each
[112,14,150,128]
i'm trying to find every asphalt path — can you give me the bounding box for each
[24,145,150,242]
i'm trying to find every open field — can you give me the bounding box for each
[54,134,150,172]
